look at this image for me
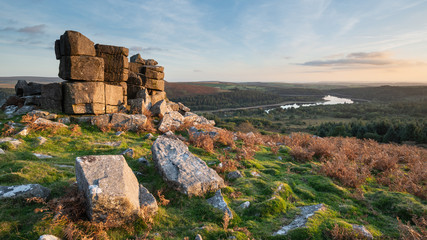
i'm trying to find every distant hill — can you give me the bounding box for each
[0,76,62,88]
[165,82,224,98]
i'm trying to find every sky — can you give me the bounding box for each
[0,0,427,83]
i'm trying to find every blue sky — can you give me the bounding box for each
[1,0,427,83]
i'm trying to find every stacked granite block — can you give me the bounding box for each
[128,53,166,114]
[54,31,127,115]
[95,44,129,113]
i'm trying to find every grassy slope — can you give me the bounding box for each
[0,116,425,239]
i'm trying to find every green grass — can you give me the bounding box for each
[0,118,425,239]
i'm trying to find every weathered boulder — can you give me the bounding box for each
[75,155,140,223]
[105,84,124,113]
[0,184,50,199]
[16,126,30,136]
[104,69,129,83]
[127,84,145,100]
[145,59,158,65]
[58,30,96,57]
[127,71,144,85]
[130,54,145,64]
[167,102,180,111]
[151,91,166,106]
[40,83,63,112]
[151,136,224,196]
[129,98,150,114]
[140,65,164,73]
[184,112,215,126]
[144,70,164,80]
[23,95,41,106]
[59,56,104,81]
[139,185,158,216]
[128,62,144,74]
[110,113,147,131]
[207,190,233,219]
[178,102,190,113]
[15,80,27,96]
[95,44,129,57]
[13,105,34,116]
[151,100,172,119]
[33,153,53,159]
[143,78,164,91]
[91,114,111,128]
[33,118,67,129]
[63,81,105,115]
[158,111,184,132]
[37,136,48,146]
[273,204,326,236]
[96,52,129,73]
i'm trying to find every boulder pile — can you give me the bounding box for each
[4,30,215,133]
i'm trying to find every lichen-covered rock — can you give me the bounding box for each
[63,81,105,115]
[157,111,184,132]
[139,185,158,216]
[184,112,215,126]
[130,54,145,64]
[58,30,96,57]
[40,83,63,112]
[0,137,22,148]
[0,184,50,199]
[352,225,373,239]
[59,56,104,81]
[273,204,326,236]
[75,155,140,223]
[227,170,243,180]
[151,136,224,196]
[207,190,233,219]
[109,113,147,131]
[32,118,67,129]
[151,100,172,119]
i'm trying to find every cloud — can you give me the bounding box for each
[1,24,46,35]
[130,46,167,53]
[299,51,417,68]
[193,69,202,72]
[18,24,46,34]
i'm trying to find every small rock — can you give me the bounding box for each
[274,204,326,236]
[218,163,223,168]
[0,148,5,154]
[207,190,233,219]
[58,117,71,124]
[137,157,149,166]
[164,131,174,136]
[0,184,50,199]
[27,110,50,118]
[239,201,250,209]
[251,171,261,177]
[38,235,60,240]
[16,126,30,136]
[227,170,243,180]
[228,237,236,240]
[145,133,154,139]
[139,185,158,216]
[33,118,67,128]
[13,105,35,116]
[33,153,53,159]
[94,141,122,147]
[54,164,73,168]
[115,131,124,136]
[121,148,134,158]
[4,105,18,115]
[195,234,203,240]
[352,225,373,239]
[133,171,143,176]
[278,156,283,160]
[0,137,22,148]
[37,136,48,146]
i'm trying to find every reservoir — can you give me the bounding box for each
[266,95,353,113]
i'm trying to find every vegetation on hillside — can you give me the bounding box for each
[0,113,425,239]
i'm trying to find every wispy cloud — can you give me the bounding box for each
[18,24,46,34]
[130,46,167,53]
[300,51,424,68]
